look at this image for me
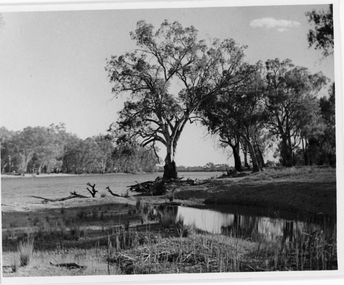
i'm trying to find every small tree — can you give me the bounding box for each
[106,20,249,179]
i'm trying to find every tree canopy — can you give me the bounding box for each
[106,20,253,179]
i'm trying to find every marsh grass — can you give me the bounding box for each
[249,225,337,271]
[105,230,250,274]
[3,218,337,276]
[17,237,34,267]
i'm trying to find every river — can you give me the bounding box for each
[1,172,223,205]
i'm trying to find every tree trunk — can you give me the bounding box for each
[243,145,249,169]
[280,136,293,167]
[231,143,242,172]
[163,144,177,180]
[243,137,260,172]
[163,155,177,180]
[255,144,265,168]
[302,138,309,165]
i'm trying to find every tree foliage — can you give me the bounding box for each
[0,124,158,174]
[106,20,251,179]
[199,62,267,172]
[264,58,328,166]
[200,57,331,169]
[306,4,334,57]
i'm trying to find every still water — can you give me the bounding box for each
[1,172,222,205]
[174,205,335,243]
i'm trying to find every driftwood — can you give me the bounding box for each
[30,192,88,203]
[127,177,166,195]
[86,182,98,197]
[127,177,209,196]
[106,186,122,197]
[127,181,155,192]
[50,262,86,269]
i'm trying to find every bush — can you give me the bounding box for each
[18,237,34,266]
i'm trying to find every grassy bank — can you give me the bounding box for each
[174,166,337,218]
[2,166,338,276]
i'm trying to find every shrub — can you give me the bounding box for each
[18,237,34,266]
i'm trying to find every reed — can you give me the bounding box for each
[18,236,34,266]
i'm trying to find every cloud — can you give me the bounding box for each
[250,17,301,32]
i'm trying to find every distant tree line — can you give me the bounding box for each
[0,123,159,174]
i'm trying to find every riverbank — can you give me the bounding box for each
[2,166,338,276]
[141,166,337,218]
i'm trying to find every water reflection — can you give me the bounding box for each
[175,206,326,243]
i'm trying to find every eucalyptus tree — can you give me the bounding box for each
[200,62,267,172]
[106,20,250,179]
[264,58,328,166]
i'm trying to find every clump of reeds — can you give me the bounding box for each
[252,226,337,271]
[17,237,34,266]
[107,233,245,274]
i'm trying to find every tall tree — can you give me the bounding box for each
[200,63,267,172]
[264,58,328,166]
[106,20,250,179]
[306,4,334,57]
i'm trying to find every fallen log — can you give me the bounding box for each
[30,192,88,203]
[127,177,209,196]
[127,180,154,193]
[127,177,167,195]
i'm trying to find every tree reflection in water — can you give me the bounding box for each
[175,206,326,244]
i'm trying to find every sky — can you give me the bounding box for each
[0,0,337,167]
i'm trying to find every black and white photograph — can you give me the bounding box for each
[0,0,342,284]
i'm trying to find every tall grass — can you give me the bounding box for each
[18,237,34,266]
[250,225,337,271]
